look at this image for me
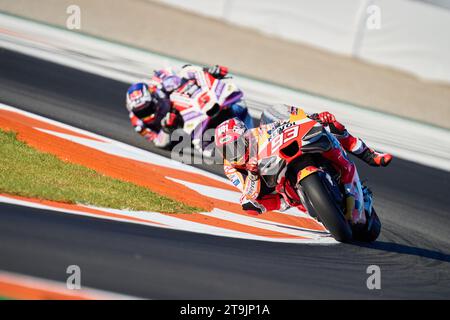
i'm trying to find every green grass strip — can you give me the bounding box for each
[0,129,199,213]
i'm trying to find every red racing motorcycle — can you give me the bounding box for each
[256,107,381,242]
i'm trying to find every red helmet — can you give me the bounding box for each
[215,118,249,166]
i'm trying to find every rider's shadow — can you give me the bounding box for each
[354,240,450,263]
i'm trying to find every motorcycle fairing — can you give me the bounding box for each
[256,107,367,226]
[171,75,243,135]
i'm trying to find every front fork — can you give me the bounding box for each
[295,165,367,225]
[343,170,366,225]
[325,133,367,225]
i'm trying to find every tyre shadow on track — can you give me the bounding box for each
[354,241,450,263]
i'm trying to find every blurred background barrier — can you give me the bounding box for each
[0,0,449,128]
[158,0,450,84]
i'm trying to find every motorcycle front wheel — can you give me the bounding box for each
[352,208,381,242]
[300,172,353,242]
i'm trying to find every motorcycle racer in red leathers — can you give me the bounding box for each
[215,110,392,216]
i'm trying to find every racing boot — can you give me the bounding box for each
[335,130,392,167]
[342,135,392,167]
[355,145,393,167]
[315,112,393,167]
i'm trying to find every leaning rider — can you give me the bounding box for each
[126,65,230,147]
[214,108,392,216]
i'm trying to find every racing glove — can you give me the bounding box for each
[161,112,179,133]
[134,124,150,136]
[241,198,266,215]
[139,127,158,142]
[317,111,336,124]
[130,114,158,142]
[310,111,346,132]
[206,65,228,79]
[310,111,336,124]
[246,157,258,175]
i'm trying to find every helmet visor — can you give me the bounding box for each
[223,134,248,164]
[133,101,156,119]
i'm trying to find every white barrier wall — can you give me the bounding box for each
[158,0,450,83]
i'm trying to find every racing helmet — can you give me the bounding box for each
[126,83,158,119]
[215,118,249,166]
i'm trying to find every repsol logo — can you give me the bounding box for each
[268,121,295,141]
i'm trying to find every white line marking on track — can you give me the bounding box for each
[0,270,141,300]
[202,209,331,240]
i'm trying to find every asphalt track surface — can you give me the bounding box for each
[0,48,449,299]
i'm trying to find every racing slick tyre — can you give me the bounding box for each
[352,208,381,242]
[300,172,353,242]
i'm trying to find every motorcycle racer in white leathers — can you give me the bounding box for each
[126,64,231,148]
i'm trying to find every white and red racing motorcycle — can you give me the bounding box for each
[166,71,253,156]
